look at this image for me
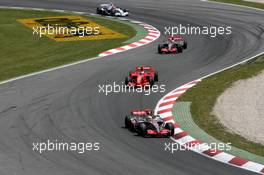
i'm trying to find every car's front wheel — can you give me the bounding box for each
[125,77,129,86]
[177,46,183,53]
[154,72,159,81]
[138,123,147,137]
[158,45,162,54]
[183,41,187,49]
[149,77,154,87]
[125,115,132,129]
[165,122,174,136]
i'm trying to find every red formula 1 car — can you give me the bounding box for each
[125,109,174,137]
[125,66,158,87]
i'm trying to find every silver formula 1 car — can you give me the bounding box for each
[96,4,129,17]
[125,109,174,137]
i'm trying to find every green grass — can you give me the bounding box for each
[211,0,264,9]
[0,9,136,81]
[178,55,264,157]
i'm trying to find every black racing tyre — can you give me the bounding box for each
[183,41,187,49]
[96,7,103,15]
[177,46,183,53]
[165,122,174,136]
[158,45,162,54]
[138,123,147,136]
[125,116,131,129]
[154,72,159,81]
[125,77,129,86]
[102,10,107,15]
[149,77,154,87]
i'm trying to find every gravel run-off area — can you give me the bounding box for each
[213,70,264,145]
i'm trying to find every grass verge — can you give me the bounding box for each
[0,8,136,81]
[178,54,264,157]
[211,0,264,10]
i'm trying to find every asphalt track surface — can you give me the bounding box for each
[0,0,263,175]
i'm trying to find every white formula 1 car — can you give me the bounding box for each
[96,4,129,17]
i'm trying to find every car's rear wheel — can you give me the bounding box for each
[96,8,100,14]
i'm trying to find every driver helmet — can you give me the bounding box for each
[110,3,116,9]
[172,36,176,41]
[108,3,114,10]
[146,115,152,122]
